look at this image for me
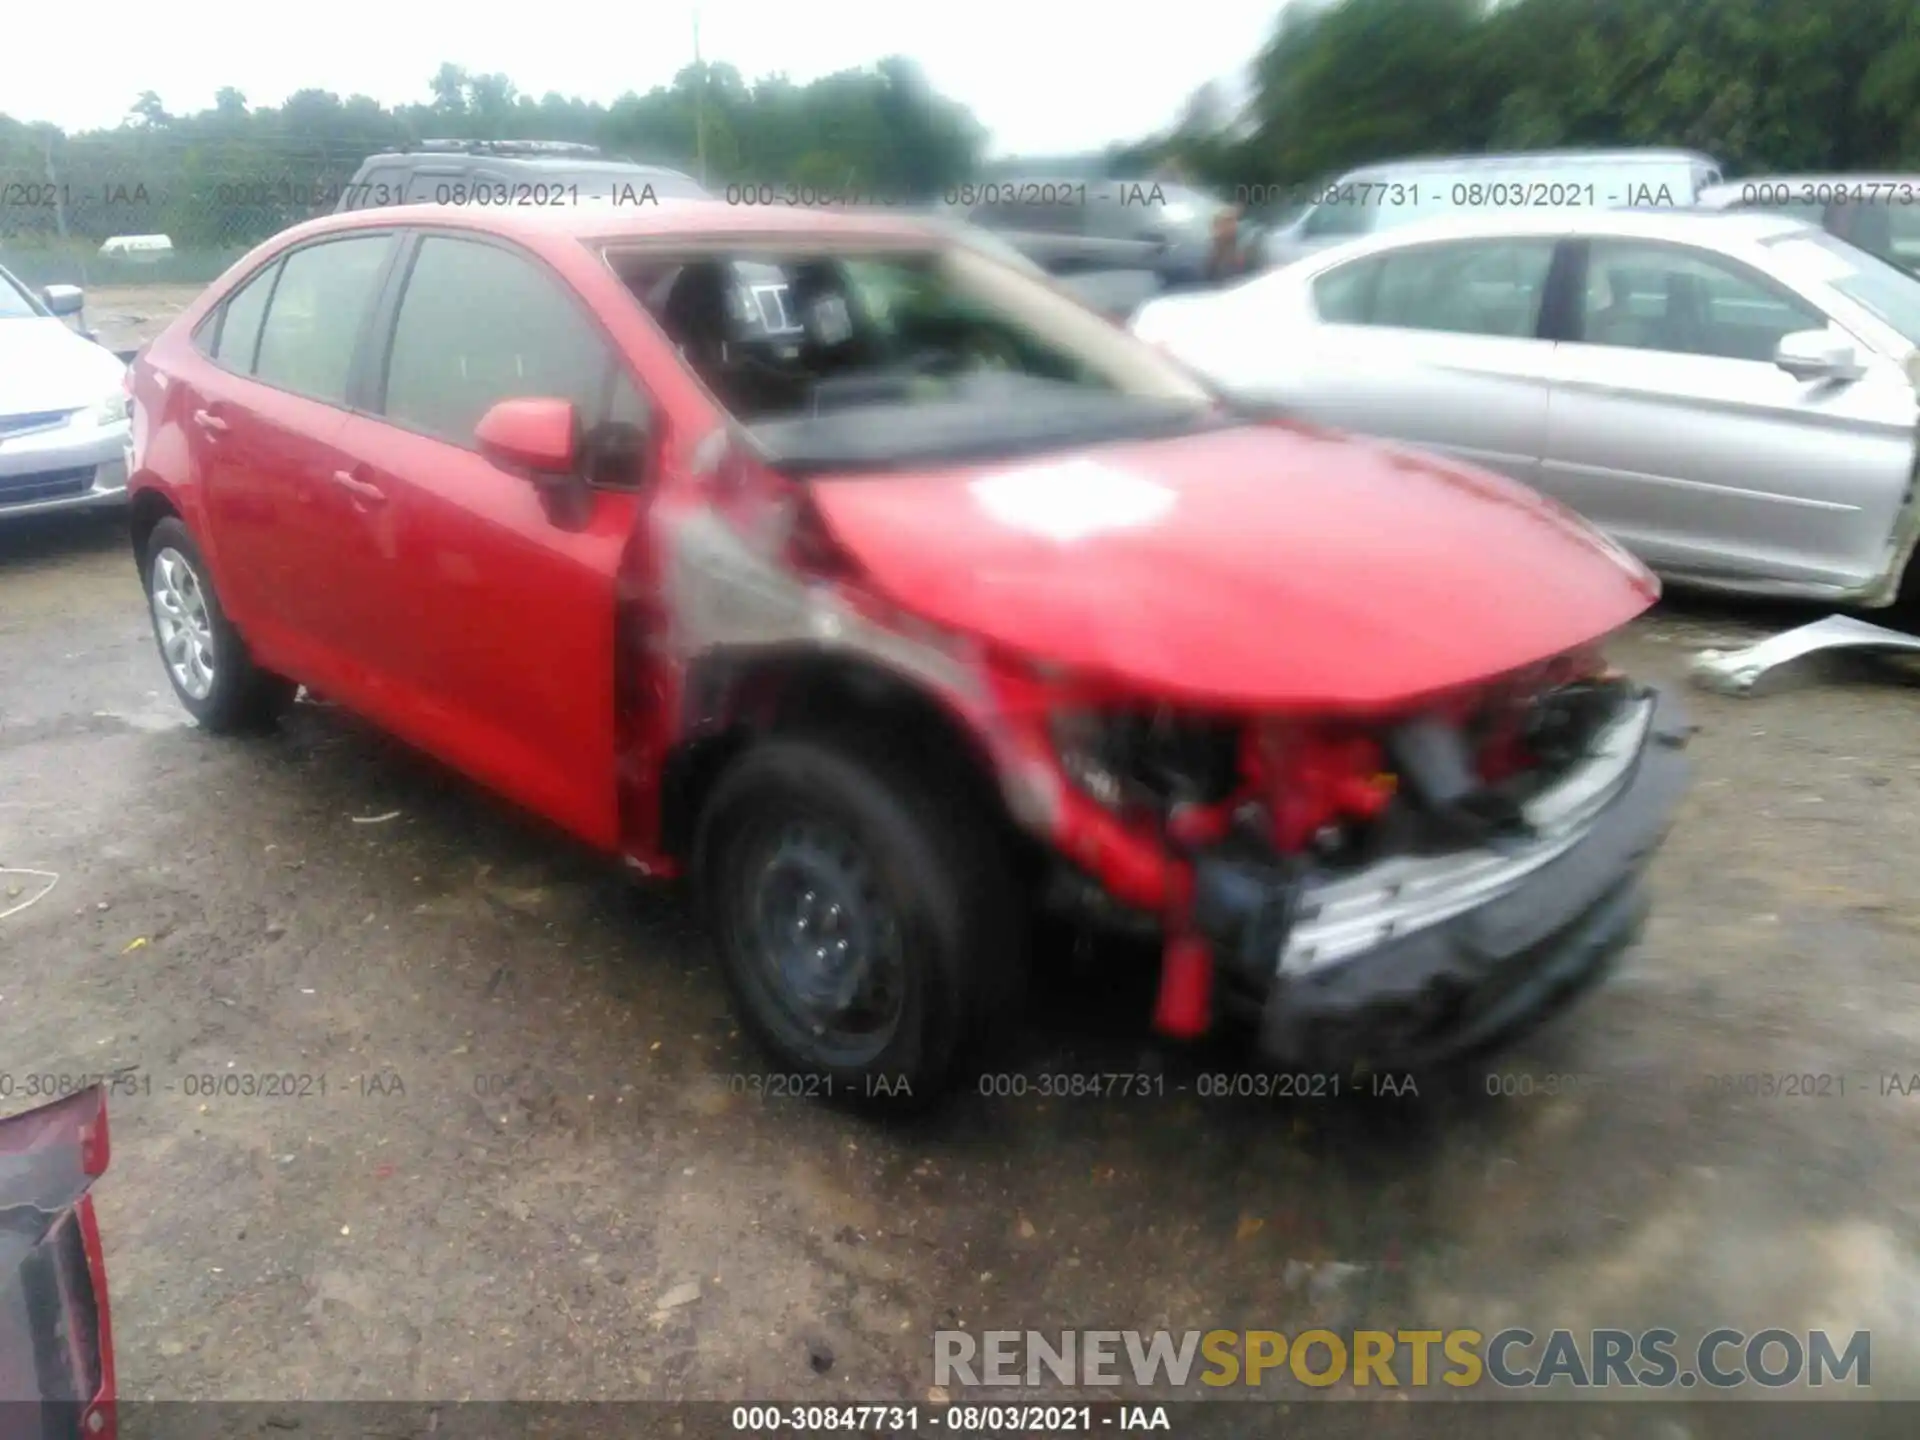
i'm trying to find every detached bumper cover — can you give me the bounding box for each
[1200,686,1690,1068]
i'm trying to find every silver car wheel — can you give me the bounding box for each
[150,547,217,701]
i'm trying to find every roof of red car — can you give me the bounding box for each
[296,198,938,251]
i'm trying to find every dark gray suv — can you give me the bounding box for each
[333,140,707,212]
[956,178,1233,289]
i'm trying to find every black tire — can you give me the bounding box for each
[1885,547,1920,635]
[143,517,294,732]
[693,734,1026,1111]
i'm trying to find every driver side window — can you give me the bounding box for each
[1579,240,1825,361]
[382,235,619,445]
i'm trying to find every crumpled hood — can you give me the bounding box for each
[807,423,1659,713]
[0,319,125,417]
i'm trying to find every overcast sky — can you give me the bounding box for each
[8,1,1283,157]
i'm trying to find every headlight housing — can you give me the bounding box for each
[72,390,130,428]
[1049,707,1244,813]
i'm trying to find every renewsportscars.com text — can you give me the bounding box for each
[933,1327,1871,1390]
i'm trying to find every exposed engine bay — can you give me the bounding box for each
[1036,656,1667,1059]
[1047,663,1635,879]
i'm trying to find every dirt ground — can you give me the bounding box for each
[9,426,1920,1406]
[81,282,207,356]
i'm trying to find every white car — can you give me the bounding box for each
[1134,208,1920,612]
[0,265,133,519]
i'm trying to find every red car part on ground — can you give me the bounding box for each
[0,1085,116,1440]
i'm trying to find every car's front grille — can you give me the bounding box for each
[0,409,77,439]
[1278,691,1656,977]
[0,466,94,507]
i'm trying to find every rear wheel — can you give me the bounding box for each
[144,517,294,732]
[694,734,1025,1110]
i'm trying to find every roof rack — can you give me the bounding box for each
[410,139,608,157]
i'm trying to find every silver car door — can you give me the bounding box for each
[1260,237,1559,486]
[1542,238,1914,591]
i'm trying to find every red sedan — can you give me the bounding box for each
[125,200,1689,1104]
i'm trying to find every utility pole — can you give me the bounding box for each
[693,5,708,186]
[41,129,71,242]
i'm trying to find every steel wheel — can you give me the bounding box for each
[738,816,908,1067]
[149,546,216,701]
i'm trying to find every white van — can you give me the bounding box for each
[1261,149,1723,267]
[97,235,175,262]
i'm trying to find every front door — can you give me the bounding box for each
[336,232,655,849]
[1542,238,1911,588]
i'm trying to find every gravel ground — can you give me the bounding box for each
[7,485,1920,1409]
[79,282,206,356]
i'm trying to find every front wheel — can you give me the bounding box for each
[144,517,294,732]
[694,735,1025,1111]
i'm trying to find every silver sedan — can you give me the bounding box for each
[1133,208,1920,613]
[1,264,134,520]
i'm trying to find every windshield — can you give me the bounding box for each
[0,268,41,320]
[611,243,1216,473]
[1765,228,1920,347]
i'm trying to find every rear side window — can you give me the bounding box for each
[252,236,393,404]
[210,263,278,371]
[344,166,412,211]
[380,235,617,444]
[1321,239,1557,338]
[1311,255,1382,321]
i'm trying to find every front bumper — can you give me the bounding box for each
[0,419,132,520]
[1194,685,1691,1069]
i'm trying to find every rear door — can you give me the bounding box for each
[1263,236,1562,485]
[185,232,397,678]
[331,231,655,847]
[1540,237,1907,587]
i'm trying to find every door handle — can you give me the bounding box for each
[331,469,387,505]
[192,409,228,433]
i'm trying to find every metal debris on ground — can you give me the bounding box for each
[351,811,403,824]
[1690,614,1920,697]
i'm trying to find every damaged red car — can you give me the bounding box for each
[125,201,1690,1101]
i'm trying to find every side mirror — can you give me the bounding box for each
[475,397,577,476]
[1774,329,1863,383]
[42,284,84,317]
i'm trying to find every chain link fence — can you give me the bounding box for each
[0,136,381,288]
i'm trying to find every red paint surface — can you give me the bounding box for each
[1154,933,1214,1039]
[809,426,1658,714]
